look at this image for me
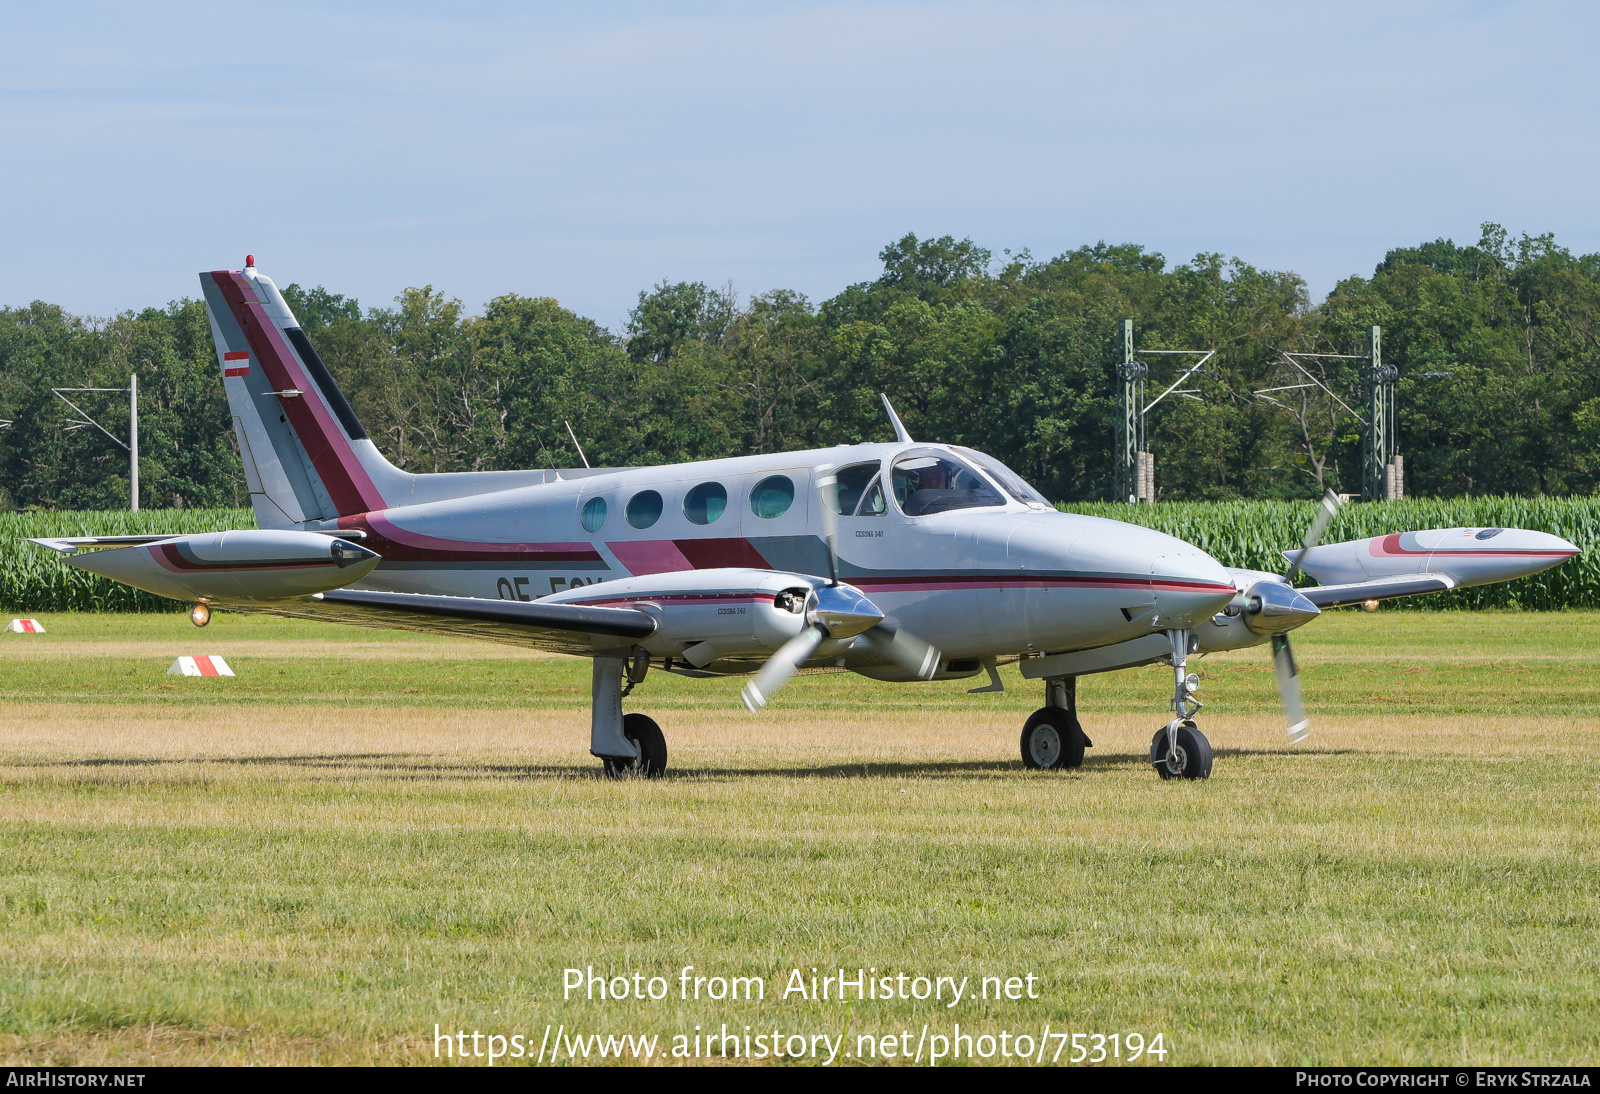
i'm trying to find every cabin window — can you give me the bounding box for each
[626,489,663,529]
[1475,528,1503,540]
[824,462,880,515]
[749,475,795,519]
[890,454,1004,517]
[684,482,728,525]
[580,497,607,533]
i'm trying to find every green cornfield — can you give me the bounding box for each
[1,498,1595,612]
[0,509,254,612]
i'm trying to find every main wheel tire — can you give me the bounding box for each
[1150,722,1212,780]
[603,713,668,779]
[1020,707,1086,770]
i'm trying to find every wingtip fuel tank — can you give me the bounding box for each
[47,530,380,603]
[1289,528,1580,590]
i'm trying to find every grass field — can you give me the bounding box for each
[0,609,1596,1066]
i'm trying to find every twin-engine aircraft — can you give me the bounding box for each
[33,260,1580,779]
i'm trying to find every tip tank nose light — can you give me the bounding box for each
[190,603,211,628]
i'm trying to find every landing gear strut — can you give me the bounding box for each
[1151,628,1212,780]
[1020,676,1093,770]
[592,649,668,778]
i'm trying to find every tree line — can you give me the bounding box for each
[2,223,1597,510]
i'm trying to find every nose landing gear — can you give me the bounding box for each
[1153,628,1212,780]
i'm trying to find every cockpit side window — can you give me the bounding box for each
[890,453,1005,516]
[824,462,880,515]
[857,478,886,516]
[954,447,1052,506]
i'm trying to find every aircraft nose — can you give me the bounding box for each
[1058,518,1237,624]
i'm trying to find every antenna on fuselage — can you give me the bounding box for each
[880,393,912,443]
[564,420,591,469]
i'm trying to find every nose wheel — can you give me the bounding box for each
[1150,720,1212,780]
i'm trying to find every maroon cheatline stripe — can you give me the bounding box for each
[337,513,604,564]
[150,544,335,574]
[210,271,385,515]
[674,537,772,569]
[563,594,771,608]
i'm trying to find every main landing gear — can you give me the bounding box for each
[591,649,668,779]
[1020,676,1093,770]
[1150,628,1213,780]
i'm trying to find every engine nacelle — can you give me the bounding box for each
[544,567,853,665]
[1292,528,1579,588]
[58,530,380,602]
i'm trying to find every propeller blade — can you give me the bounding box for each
[741,625,826,711]
[1284,489,1342,584]
[1271,633,1310,743]
[857,623,942,680]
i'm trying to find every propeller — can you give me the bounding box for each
[742,468,941,711]
[742,624,826,712]
[1269,489,1341,742]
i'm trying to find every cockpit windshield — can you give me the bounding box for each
[954,447,1052,506]
[890,453,1006,516]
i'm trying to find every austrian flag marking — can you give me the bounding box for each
[167,655,235,677]
[223,350,250,377]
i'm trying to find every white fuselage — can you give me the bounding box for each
[322,441,1241,668]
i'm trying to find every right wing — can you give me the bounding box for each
[1298,574,1456,608]
[220,589,656,656]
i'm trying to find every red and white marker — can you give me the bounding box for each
[8,619,44,634]
[167,655,234,677]
[223,350,250,377]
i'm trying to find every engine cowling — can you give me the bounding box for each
[59,530,380,602]
[543,567,875,666]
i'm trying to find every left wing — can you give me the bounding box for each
[221,589,657,655]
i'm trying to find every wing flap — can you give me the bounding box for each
[218,588,656,655]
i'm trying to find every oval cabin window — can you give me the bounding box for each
[749,475,795,519]
[626,490,663,529]
[684,482,728,526]
[580,496,607,533]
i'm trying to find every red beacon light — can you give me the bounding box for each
[245,254,255,268]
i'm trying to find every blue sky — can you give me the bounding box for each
[3,2,1596,328]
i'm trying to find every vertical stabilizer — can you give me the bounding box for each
[201,260,407,527]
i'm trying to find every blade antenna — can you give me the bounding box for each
[1284,489,1341,584]
[880,394,911,443]
[564,420,591,469]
